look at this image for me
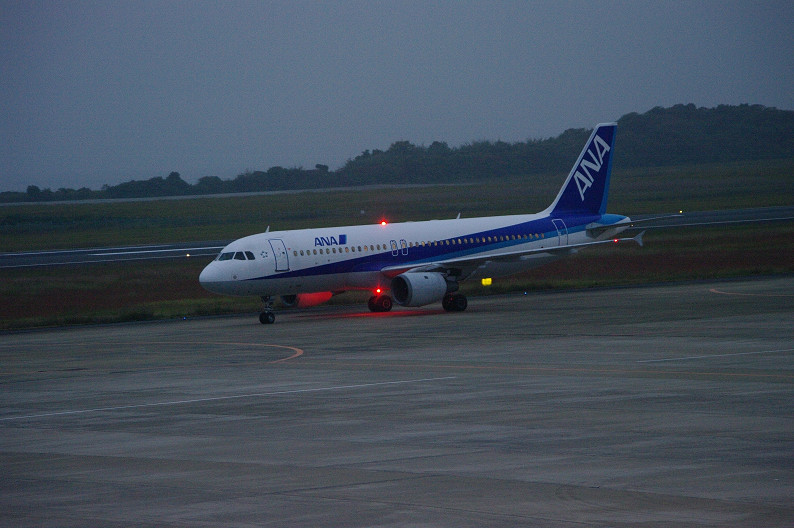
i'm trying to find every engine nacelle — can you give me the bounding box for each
[280,292,333,308]
[391,272,450,307]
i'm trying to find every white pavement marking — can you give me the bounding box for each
[0,376,457,422]
[637,348,794,363]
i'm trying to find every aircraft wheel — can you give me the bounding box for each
[443,293,467,312]
[369,295,392,312]
[377,295,393,312]
[452,293,467,311]
[442,293,452,311]
[259,311,276,324]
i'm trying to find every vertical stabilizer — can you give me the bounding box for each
[546,123,617,216]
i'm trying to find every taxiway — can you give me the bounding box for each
[1,277,792,526]
[2,206,793,268]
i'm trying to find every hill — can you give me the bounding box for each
[3,104,793,203]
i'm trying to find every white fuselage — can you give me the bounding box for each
[198,210,630,297]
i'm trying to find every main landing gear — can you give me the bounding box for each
[367,293,468,313]
[442,293,468,312]
[259,296,276,324]
[368,294,393,312]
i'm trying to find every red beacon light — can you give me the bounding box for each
[380,220,387,226]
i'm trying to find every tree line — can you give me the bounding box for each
[3,104,793,203]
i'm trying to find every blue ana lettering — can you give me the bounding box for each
[314,234,348,246]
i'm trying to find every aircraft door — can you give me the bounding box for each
[552,219,568,246]
[269,239,289,272]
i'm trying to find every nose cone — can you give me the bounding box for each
[199,262,226,294]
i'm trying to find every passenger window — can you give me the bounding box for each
[345,247,349,253]
[299,250,304,256]
[245,251,255,260]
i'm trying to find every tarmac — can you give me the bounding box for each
[1,276,793,527]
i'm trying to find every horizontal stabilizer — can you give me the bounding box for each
[633,230,645,248]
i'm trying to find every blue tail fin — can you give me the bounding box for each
[546,123,617,216]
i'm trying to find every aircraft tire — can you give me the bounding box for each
[259,311,276,324]
[442,294,451,311]
[369,295,392,312]
[378,295,393,312]
[443,293,467,312]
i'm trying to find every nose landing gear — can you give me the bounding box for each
[259,296,276,324]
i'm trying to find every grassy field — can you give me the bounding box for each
[1,158,792,329]
[2,158,792,251]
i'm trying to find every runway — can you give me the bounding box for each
[1,277,793,526]
[0,241,226,269]
[2,206,793,268]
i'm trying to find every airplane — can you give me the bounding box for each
[199,122,644,324]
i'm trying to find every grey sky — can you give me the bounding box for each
[2,0,793,192]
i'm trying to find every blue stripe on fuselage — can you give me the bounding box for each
[243,213,611,283]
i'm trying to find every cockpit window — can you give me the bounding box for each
[234,252,246,260]
[245,251,255,260]
[218,252,234,261]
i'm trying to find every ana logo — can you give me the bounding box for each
[314,234,347,246]
[574,134,610,201]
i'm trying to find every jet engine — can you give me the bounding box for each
[280,292,333,308]
[391,272,451,307]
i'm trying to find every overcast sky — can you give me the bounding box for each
[2,0,793,192]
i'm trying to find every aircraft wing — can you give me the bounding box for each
[380,232,644,280]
